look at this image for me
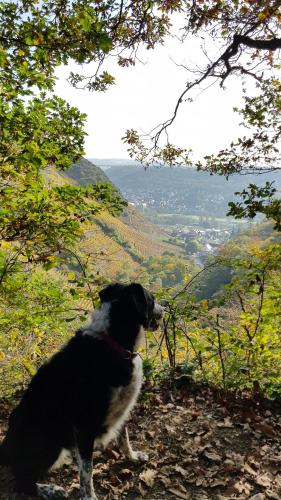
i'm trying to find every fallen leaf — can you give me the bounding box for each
[268,454,281,464]
[217,417,233,428]
[177,483,188,493]
[224,485,241,497]
[159,474,172,487]
[243,463,257,477]
[210,478,229,488]
[167,488,191,499]
[223,458,237,471]
[233,480,251,495]
[225,451,244,466]
[196,477,208,487]
[266,491,281,500]
[193,435,202,451]
[254,422,276,437]
[120,468,132,476]
[201,421,211,432]
[106,449,120,460]
[174,465,188,477]
[146,430,155,439]
[204,450,222,462]
[191,408,201,419]
[108,483,122,495]
[261,444,271,454]
[139,468,157,488]
[255,473,273,487]
[165,424,177,435]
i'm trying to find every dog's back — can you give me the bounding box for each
[0,333,134,476]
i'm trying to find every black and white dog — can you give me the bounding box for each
[0,283,163,499]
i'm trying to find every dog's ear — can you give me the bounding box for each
[127,283,152,327]
[99,283,125,303]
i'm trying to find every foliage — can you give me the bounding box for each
[0,249,75,397]
[2,0,280,251]
[190,261,232,300]
[228,182,281,231]
[200,80,281,177]
[0,0,173,96]
[1,0,162,270]
[1,177,126,266]
[142,254,192,288]
[146,242,281,397]
[185,239,202,255]
[202,79,281,228]
[0,93,126,265]
[0,0,130,303]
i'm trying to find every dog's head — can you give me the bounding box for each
[99,282,163,331]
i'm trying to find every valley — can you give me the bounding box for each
[93,160,281,262]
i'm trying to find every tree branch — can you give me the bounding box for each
[234,34,281,51]
[149,31,280,151]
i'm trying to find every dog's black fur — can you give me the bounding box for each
[0,282,162,498]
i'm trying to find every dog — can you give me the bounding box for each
[0,282,163,499]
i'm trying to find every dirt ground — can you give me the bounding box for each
[0,384,281,499]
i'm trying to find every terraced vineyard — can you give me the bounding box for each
[80,221,141,277]
[44,159,184,282]
[99,212,172,257]
[80,207,181,277]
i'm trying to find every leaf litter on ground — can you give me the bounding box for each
[0,384,281,499]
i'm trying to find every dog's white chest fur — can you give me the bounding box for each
[95,355,143,448]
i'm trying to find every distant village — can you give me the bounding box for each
[102,164,252,263]
[128,195,245,263]
[125,188,227,217]
[171,224,231,248]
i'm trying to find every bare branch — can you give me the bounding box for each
[150,31,280,149]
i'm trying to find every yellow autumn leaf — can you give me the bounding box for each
[258,12,266,21]
[0,241,11,249]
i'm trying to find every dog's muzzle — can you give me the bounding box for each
[148,303,164,331]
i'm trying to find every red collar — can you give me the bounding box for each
[99,331,138,360]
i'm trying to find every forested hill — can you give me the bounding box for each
[66,157,112,186]
[93,160,281,217]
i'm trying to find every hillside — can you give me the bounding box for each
[50,158,184,279]
[190,220,281,300]
[66,158,113,185]
[95,161,281,218]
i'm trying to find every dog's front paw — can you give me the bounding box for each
[130,450,149,462]
[37,483,67,499]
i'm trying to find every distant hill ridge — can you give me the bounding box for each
[94,160,281,218]
[67,158,112,185]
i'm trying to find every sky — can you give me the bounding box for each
[55,34,248,161]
